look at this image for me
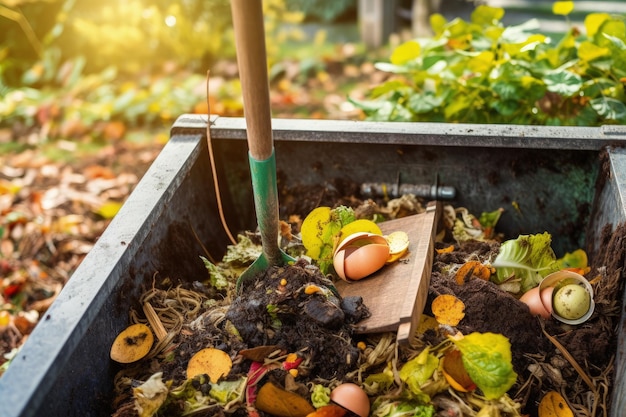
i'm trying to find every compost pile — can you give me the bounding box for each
[110,186,623,417]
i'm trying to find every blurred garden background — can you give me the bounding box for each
[1,0,625,372]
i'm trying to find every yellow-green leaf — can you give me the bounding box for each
[449,332,517,400]
[585,13,611,38]
[430,13,447,36]
[391,40,421,65]
[96,201,123,219]
[552,1,574,16]
[467,51,495,74]
[471,5,504,26]
[578,41,610,61]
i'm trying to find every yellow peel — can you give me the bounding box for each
[186,348,232,382]
[110,323,154,363]
[338,219,383,245]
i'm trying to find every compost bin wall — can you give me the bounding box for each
[0,116,625,417]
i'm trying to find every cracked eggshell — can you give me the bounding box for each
[520,286,553,319]
[333,232,390,281]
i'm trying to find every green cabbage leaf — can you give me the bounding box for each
[492,232,559,292]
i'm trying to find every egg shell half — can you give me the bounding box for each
[333,233,390,281]
[330,383,370,417]
[520,286,553,319]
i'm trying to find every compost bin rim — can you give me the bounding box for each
[172,114,626,151]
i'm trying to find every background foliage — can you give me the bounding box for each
[351,4,626,125]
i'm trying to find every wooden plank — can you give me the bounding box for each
[335,202,441,343]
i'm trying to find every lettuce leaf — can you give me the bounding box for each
[492,232,559,292]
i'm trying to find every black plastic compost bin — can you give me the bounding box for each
[1,116,626,417]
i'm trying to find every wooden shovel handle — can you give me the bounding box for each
[231,0,273,161]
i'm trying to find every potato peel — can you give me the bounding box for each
[186,347,232,382]
[110,323,154,364]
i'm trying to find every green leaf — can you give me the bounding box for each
[449,332,517,400]
[391,40,421,65]
[492,232,559,291]
[492,81,519,101]
[408,93,443,114]
[591,97,626,121]
[543,70,582,97]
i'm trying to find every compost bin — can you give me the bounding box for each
[0,116,625,417]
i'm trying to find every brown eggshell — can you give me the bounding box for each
[330,383,370,417]
[333,233,390,281]
[344,244,390,280]
[520,286,553,319]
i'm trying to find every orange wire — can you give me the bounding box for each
[206,70,238,246]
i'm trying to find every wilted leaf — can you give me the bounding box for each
[133,373,168,417]
[431,294,465,326]
[441,349,477,392]
[455,261,494,285]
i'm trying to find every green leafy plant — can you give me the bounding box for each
[350,4,626,126]
[492,232,560,292]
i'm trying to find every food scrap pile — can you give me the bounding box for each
[110,193,622,417]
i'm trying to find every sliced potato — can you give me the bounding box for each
[110,323,154,363]
[386,231,409,254]
[186,347,232,382]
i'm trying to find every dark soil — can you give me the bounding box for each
[225,258,370,380]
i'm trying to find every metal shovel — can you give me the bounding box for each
[230,0,294,293]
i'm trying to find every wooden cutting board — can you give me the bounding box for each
[335,201,441,345]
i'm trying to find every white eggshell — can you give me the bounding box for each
[330,383,370,417]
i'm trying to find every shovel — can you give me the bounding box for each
[230,0,294,293]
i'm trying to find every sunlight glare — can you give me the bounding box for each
[165,15,177,27]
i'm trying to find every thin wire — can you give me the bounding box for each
[206,70,238,246]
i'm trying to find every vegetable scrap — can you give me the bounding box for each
[109,198,620,417]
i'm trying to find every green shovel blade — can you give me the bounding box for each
[236,150,294,293]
